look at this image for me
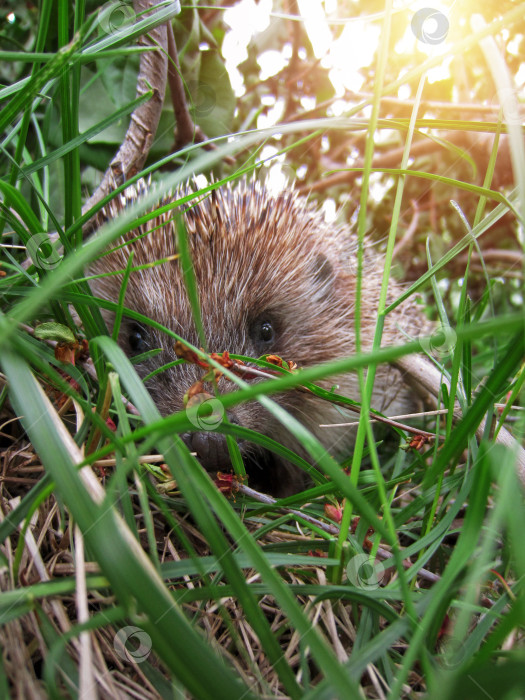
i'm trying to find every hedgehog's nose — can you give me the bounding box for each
[181,411,242,472]
[186,431,230,471]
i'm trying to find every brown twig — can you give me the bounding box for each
[167,21,205,150]
[392,200,420,260]
[236,482,440,584]
[20,324,140,416]
[296,130,513,196]
[166,21,235,164]
[82,0,169,230]
[352,91,523,116]
[458,249,523,267]
[394,353,525,489]
[186,354,441,440]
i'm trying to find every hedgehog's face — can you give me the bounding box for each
[88,181,360,494]
[93,246,353,495]
[113,305,321,495]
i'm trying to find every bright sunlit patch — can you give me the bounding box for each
[301,96,316,111]
[328,19,380,94]
[257,98,285,129]
[392,1,457,84]
[329,99,348,117]
[194,174,208,191]
[398,82,411,100]
[222,0,272,95]
[258,145,279,162]
[265,163,293,194]
[297,0,331,58]
[375,129,399,146]
[321,198,337,223]
[394,0,456,16]
[368,173,394,204]
[508,34,525,58]
[258,149,295,194]
[427,56,452,84]
[222,0,462,109]
[515,64,525,88]
[324,0,337,17]
[296,164,307,179]
[294,1,381,95]
[7,12,16,23]
[257,50,287,80]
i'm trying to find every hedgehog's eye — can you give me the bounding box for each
[249,315,277,353]
[259,321,274,343]
[127,323,149,355]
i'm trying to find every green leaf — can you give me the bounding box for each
[34,322,76,344]
[193,50,235,137]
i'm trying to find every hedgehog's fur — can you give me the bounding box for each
[89,179,425,495]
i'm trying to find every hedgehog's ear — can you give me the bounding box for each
[310,253,335,301]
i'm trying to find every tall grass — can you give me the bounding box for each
[0,2,524,698]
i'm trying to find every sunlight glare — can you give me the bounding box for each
[297,1,380,95]
[223,0,273,95]
[297,0,331,58]
[222,0,462,104]
[257,50,287,80]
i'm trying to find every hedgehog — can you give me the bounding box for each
[88,179,426,495]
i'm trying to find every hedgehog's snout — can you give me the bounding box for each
[181,409,243,472]
[182,431,231,472]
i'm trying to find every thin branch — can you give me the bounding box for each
[394,353,525,489]
[167,21,204,149]
[82,0,169,229]
[236,483,440,584]
[297,130,513,196]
